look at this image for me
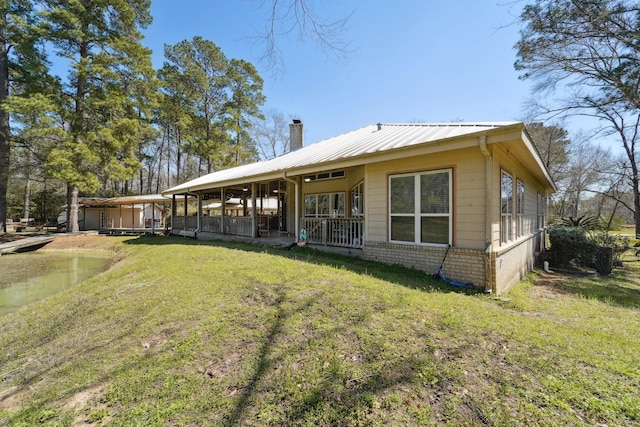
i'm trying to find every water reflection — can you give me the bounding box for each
[0,254,111,316]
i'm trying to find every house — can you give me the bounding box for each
[58,194,170,233]
[162,121,555,294]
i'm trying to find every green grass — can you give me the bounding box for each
[1,235,639,426]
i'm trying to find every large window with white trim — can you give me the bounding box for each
[389,169,451,245]
[501,171,513,243]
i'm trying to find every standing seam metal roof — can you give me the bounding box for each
[163,122,521,194]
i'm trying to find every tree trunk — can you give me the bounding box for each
[0,21,10,233]
[67,39,89,233]
[634,173,640,240]
[69,184,79,233]
[23,177,31,222]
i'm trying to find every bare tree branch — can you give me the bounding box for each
[248,0,353,72]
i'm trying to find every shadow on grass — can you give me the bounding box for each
[538,268,640,309]
[219,284,455,425]
[122,234,479,296]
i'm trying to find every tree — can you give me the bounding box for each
[526,122,571,184]
[6,93,65,223]
[159,37,266,178]
[226,58,265,164]
[253,0,351,70]
[161,37,230,176]
[41,0,154,232]
[251,108,294,160]
[563,138,612,218]
[0,0,48,232]
[516,0,640,237]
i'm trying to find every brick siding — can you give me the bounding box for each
[363,242,486,289]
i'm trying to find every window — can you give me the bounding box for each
[537,193,545,230]
[304,193,345,217]
[351,181,364,217]
[517,180,525,237]
[303,170,345,182]
[501,171,513,243]
[389,169,451,245]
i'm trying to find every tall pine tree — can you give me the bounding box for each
[41,0,154,232]
[0,0,47,232]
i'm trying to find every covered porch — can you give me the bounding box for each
[69,195,170,235]
[168,171,365,250]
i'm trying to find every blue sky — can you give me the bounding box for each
[143,1,546,144]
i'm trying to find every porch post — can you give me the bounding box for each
[183,195,188,230]
[220,187,225,234]
[197,194,202,233]
[151,202,156,233]
[283,173,300,239]
[294,177,300,239]
[171,195,176,232]
[251,182,257,238]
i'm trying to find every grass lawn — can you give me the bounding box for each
[0,235,638,426]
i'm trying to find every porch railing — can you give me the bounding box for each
[173,215,363,247]
[201,216,221,233]
[225,217,253,237]
[301,217,364,249]
[173,216,185,230]
[186,216,198,230]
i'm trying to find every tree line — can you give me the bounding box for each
[1,0,303,232]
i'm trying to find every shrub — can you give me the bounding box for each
[591,232,630,266]
[559,214,600,230]
[548,226,598,268]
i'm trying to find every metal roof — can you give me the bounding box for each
[78,194,171,206]
[163,122,523,195]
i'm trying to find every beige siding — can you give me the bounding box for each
[300,167,363,199]
[492,144,548,249]
[362,138,551,294]
[365,146,487,250]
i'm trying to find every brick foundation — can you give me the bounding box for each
[363,242,486,289]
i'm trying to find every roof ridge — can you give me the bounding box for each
[376,122,518,128]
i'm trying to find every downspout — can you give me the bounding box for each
[283,172,300,239]
[479,135,496,293]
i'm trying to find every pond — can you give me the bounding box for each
[0,252,112,317]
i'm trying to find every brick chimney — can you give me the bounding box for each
[289,119,304,152]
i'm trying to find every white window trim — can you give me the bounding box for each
[517,179,525,237]
[388,169,452,246]
[304,192,346,218]
[351,181,365,218]
[501,170,514,244]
